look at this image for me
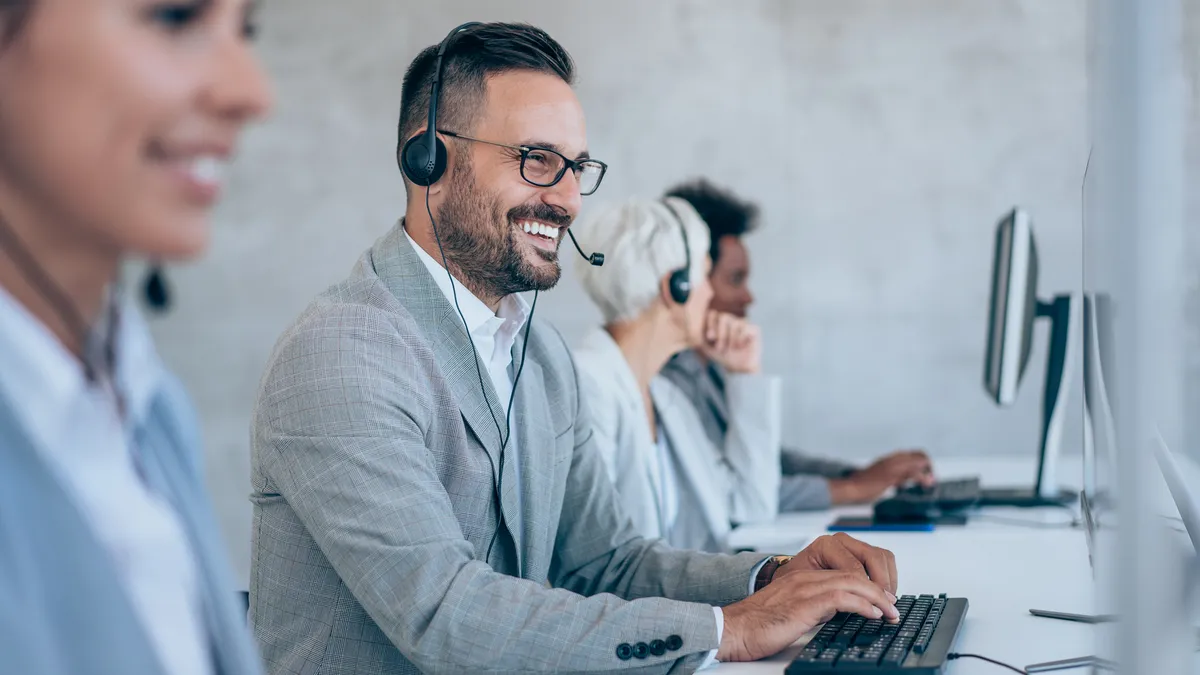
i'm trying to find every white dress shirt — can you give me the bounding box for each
[0,286,212,675]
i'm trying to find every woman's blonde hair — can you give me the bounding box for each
[574,196,711,325]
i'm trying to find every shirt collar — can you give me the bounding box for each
[113,294,166,427]
[403,224,530,347]
[669,349,707,376]
[0,284,165,451]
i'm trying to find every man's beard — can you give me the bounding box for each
[434,160,569,299]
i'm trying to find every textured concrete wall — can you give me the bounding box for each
[148,1,1109,582]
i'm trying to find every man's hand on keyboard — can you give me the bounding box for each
[717,569,900,662]
[780,533,898,595]
[829,450,936,504]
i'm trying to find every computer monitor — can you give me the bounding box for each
[1087,0,1192,671]
[979,207,1077,507]
[984,207,1038,407]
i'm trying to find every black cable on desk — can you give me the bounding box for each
[948,652,1028,673]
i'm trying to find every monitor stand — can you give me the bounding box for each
[1025,655,1116,673]
[979,293,1078,508]
[1029,533,1200,670]
[1025,610,1114,672]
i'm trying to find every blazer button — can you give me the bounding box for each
[666,634,683,651]
[633,642,650,659]
[650,639,667,656]
[615,643,633,661]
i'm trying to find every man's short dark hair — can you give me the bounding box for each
[397,23,575,186]
[664,179,760,264]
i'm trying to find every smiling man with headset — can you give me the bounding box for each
[249,22,901,674]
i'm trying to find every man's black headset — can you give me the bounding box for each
[397,21,470,187]
[397,23,604,574]
[661,198,692,304]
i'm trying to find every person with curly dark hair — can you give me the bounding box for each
[663,179,937,511]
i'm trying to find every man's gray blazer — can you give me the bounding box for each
[249,223,766,675]
[661,351,857,511]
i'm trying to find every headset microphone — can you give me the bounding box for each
[566,228,604,266]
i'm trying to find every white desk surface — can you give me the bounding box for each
[716,456,1100,674]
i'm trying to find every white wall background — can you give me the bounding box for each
[148,0,1118,582]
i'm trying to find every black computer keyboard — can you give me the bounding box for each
[873,478,982,523]
[911,478,982,504]
[786,594,969,674]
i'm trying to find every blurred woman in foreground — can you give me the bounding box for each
[0,1,271,673]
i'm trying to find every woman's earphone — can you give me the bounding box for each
[661,198,692,305]
[142,264,170,312]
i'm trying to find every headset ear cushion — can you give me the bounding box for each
[669,269,691,304]
[400,134,448,186]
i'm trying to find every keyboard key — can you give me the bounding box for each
[838,647,881,666]
[852,619,883,646]
[853,632,880,647]
[810,616,846,647]
[793,645,822,664]
[833,616,865,646]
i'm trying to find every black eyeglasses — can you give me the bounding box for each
[439,129,608,196]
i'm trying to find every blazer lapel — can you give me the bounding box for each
[582,329,664,524]
[431,308,509,455]
[371,223,508,465]
[652,378,730,544]
[370,223,521,564]
[507,331,557,578]
[0,391,166,675]
[134,391,261,675]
